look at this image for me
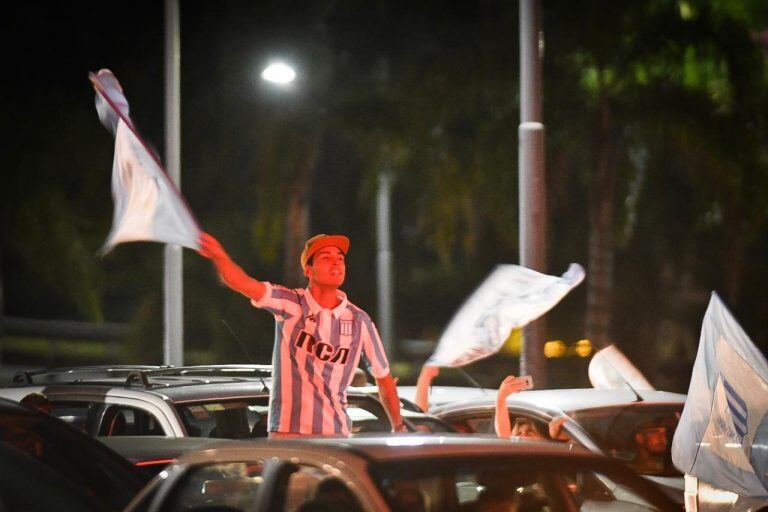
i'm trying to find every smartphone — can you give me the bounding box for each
[516,375,534,390]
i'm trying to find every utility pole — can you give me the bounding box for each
[519,0,547,384]
[163,0,183,366]
[376,172,394,356]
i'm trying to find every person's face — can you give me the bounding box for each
[305,246,346,288]
[511,419,543,439]
[639,426,668,454]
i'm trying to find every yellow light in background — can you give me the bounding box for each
[573,339,593,357]
[544,340,567,358]
[502,328,522,356]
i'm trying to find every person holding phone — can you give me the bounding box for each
[494,375,570,441]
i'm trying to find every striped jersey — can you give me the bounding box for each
[252,283,390,436]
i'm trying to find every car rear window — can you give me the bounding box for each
[176,400,269,438]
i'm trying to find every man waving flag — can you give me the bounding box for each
[90,69,200,253]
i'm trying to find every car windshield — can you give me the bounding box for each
[176,400,270,438]
[371,456,670,512]
[568,404,683,477]
[175,395,407,437]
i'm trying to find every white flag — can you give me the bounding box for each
[427,263,585,368]
[90,69,200,254]
[588,344,655,391]
[671,292,768,497]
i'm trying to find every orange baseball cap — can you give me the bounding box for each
[300,234,350,267]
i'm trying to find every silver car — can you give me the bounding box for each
[429,387,686,504]
[0,365,452,438]
[126,435,679,512]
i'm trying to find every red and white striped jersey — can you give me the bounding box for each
[252,283,390,435]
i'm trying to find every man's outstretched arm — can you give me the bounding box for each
[376,374,408,433]
[198,232,266,301]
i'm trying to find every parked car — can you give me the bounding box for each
[0,397,148,511]
[99,435,237,477]
[125,434,679,512]
[0,365,454,439]
[430,387,686,504]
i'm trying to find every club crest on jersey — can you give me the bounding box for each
[295,330,349,364]
[340,319,353,336]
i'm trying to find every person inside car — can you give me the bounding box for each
[199,232,406,437]
[494,375,570,441]
[20,392,53,414]
[631,422,669,474]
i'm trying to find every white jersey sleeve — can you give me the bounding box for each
[250,282,301,319]
[360,314,390,379]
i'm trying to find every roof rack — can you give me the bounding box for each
[12,364,273,390]
[11,365,166,385]
[147,365,273,378]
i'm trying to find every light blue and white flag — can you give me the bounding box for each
[427,263,585,368]
[672,292,768,497]
[90,69,200,254]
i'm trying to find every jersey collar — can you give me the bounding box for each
[304,287,348,319]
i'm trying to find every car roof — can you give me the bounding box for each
[174,434,599,465]
[431,387,686,416]
[98,435,238,462]
[396,385,497,407]
[6,365,276,403]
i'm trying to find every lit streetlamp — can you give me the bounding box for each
[261,62,297,85]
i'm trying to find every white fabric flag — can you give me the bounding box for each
[671,292,768,497]
[588,344,655,391]
[90,69,200,254]
[427,263,585,368]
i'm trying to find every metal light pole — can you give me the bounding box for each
[376,172,394,356]
[163,0,183,366]
[519,0,547,383]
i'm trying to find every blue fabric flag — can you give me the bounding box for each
[672,292,768,497]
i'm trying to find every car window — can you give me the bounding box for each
[568,404,683,476]
[163,461,265,511]
[451,416,494,434]
[283,464,363,512]
[348,406,390,433]
[50,401,93,432]
[99,406,165,436]
[375,461,561,512]
[176,401,269,438]
[557,469,659,511]
[371,458,672,512]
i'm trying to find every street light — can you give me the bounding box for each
[261,62,297,85]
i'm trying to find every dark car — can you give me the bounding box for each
[0,397,148,511]
[125,435,680,512]
[98,435,238,477]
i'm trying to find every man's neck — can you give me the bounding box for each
[308,283,341,309]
